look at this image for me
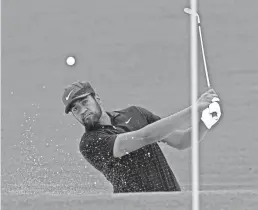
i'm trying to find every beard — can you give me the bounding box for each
[82,100,102,131]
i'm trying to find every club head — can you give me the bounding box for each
[184,8,194,15]
[184,8,201,24]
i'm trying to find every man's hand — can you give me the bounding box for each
[197,88,222,129]
[201,99,222,129]
[197,88,220,113]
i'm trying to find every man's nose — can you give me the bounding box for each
[80,107,88,115]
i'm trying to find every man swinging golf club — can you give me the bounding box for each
[62,81,222,193]
[61,8,222,193]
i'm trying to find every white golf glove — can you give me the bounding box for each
[201,97,222,129]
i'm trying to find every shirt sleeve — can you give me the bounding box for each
[134,106,161,124]
[135,106,166,143]
[79,131,118,172]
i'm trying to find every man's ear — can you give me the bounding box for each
[94,94,102,104]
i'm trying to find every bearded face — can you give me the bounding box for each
[71,94,102,130]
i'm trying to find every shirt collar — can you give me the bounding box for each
[85,111,120,132]
[106,111,120,118]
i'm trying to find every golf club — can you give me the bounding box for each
[184,8,211,87]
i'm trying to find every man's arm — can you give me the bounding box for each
[113,88,220,157]
[113,106,192,158]
[164,120,209,150]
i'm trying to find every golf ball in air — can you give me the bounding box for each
[66,56,76,66]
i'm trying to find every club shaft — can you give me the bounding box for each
[198,24,211,87]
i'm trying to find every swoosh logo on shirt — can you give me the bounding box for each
[125,117,132,124]
[66,90,74,101]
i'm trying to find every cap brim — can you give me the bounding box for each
[65,93,91,114]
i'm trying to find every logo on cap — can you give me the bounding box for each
[66,90,74,101]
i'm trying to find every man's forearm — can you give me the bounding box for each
[178,120,209,150]
[141,106,192,144]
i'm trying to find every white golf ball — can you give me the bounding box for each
[66,56,76,66]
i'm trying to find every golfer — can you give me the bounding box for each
[62,81,222,193]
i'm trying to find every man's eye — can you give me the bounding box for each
[82,100,88,105]
[72,107,78,112]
